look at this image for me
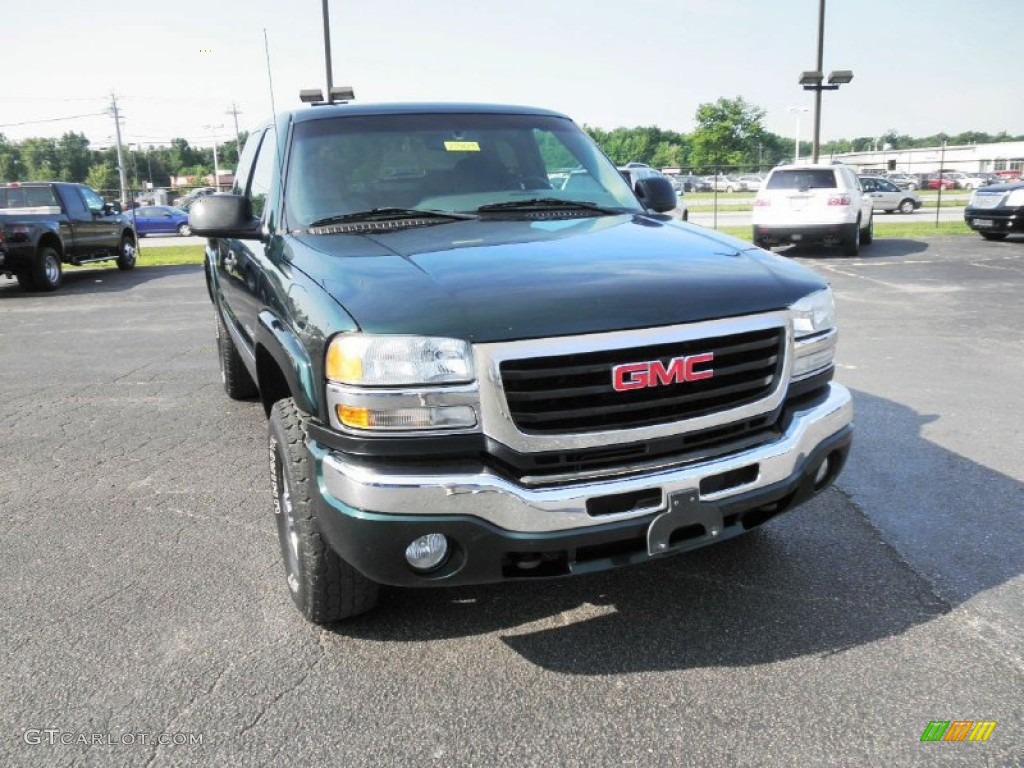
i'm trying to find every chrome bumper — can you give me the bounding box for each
[317,383,853,534]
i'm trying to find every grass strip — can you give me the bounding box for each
[713,220,973,241]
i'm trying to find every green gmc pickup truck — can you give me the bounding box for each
[190,102,853,623]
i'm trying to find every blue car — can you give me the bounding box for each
[133,205,191,236]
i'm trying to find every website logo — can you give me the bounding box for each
[920,721,997,742]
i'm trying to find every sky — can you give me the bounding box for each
[1,0,1019,152]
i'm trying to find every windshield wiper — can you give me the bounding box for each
[475,198,622,215]
[308,208,477,228]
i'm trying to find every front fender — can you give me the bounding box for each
[256,310,317,415]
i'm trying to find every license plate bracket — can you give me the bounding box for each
[973,218,995,227]
[647,491,724,556]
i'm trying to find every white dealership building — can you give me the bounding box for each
[832,141,1024,176]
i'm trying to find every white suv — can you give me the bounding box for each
[752,163,874,256]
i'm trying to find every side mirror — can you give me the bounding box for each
[189,195,262,239]
[634,177,678,213]
[104,201,123,214]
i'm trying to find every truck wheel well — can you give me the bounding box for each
[256,346,292,416]
[37,233,63,258]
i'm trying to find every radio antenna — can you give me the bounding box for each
[263,28,284,176]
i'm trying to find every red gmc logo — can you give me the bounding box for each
[612,353,714,392]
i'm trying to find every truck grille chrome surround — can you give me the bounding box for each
[474,311,793,454]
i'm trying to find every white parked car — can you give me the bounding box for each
[952,172,989,190]
[704,174,745,193]
[736,175,764,192]
[751,163,874,256]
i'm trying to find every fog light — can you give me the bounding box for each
[405,533,449,571]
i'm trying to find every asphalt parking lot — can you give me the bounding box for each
[1,235,1021,767]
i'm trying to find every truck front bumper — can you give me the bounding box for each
[310,383,853,586]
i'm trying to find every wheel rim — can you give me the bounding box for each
[179,224,191,236]
[271,439,301,594]
[43,253,59,284]
[122,240,136,262]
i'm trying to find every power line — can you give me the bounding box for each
[0,112,107,128]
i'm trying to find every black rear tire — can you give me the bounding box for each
[842,221,861,257]
[861,214,874,245]
[116,234,137,270]
[980,232,1007,241]
[898,199,915,214]
[215,311,258,399]
[269,398,379,623]
[31,246,63,291]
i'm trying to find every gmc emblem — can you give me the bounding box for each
[612,353,714,392]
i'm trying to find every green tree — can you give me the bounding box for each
[0,134,22,181]
[85,163,118,192]
[55,132,91,182]
[19,137,59,180]
[688,97,767,171]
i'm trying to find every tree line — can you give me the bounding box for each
[0,132,246,192]
[2,95,1021,189]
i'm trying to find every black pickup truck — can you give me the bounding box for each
[0,182,137,291]
[190,101,853,623]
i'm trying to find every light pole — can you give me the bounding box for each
[799,0,853,163]
[204,124,224,190]
[788,106,809,161]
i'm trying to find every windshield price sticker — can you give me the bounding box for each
[444,141,481,152]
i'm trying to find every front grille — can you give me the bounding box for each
[499,327,785,434]
[970,192,1005,210]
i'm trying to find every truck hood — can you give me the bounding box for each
[288,215,826,342]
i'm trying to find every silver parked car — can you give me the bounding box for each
[859,175,922,214]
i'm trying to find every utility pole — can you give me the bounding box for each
[204,124,224,190]
[226,102,243,151]
[110,93,129,203]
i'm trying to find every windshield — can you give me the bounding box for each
[284,112,641,227]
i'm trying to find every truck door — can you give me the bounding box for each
[217,128,276,351]
[78,185,123,255]
[55,185,98,258]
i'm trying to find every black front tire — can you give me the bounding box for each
[898,200,915,214]
[116,234,137,270]
[31,246,63,291]
[980,232,1007,241]
[269,398,379,623]
[215,311,258,399]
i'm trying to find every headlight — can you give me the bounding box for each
[325,334,478,433]
[1004,189,1024,207]
[790,289,836,338]
[790,289,838,381]
[325,334,473,386]
[968,191,978,207]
